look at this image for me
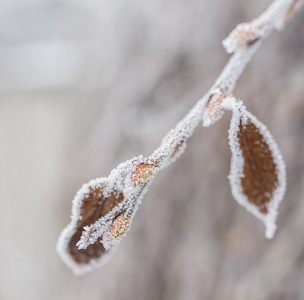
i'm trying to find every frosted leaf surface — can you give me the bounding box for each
[221,97,286,239]
[56,177,124,275]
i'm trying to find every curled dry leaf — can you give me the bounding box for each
[56,178,124,275]
[221,98,286,238]
[223,22,262,53]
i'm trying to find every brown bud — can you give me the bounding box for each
[130,163,155,186]
[108,215,131,242]
[170,141,185,160]
[203,92,226,126]
[223,22,261,53]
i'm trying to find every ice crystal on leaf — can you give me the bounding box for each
[221,97,286,239]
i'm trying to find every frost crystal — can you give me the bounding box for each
[221,97,286,238]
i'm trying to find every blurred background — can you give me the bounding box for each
[0,0,304,299]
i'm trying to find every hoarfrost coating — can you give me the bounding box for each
[56,0,300,274]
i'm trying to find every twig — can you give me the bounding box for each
[56,0,302,275]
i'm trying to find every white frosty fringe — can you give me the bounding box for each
[221,97,286,239]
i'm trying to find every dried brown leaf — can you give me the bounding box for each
[56,177,125,274]
[67,186,123,264]
[238,120,278,214]
[222,98,286,238]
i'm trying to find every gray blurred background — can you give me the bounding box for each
[0,0,304,299]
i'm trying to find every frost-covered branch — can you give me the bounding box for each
[57,0,302,275]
